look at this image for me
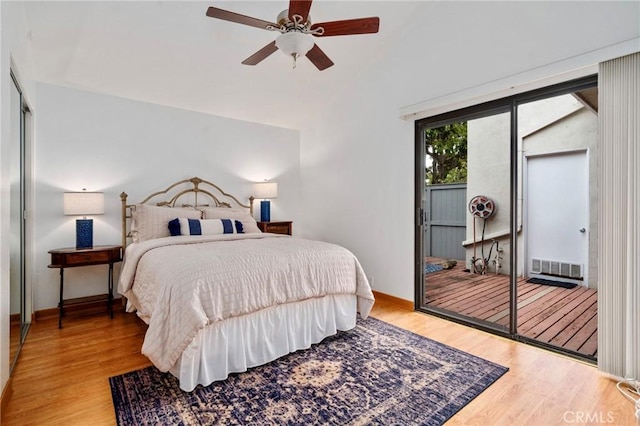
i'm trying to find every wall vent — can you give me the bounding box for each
[531,258,583,279]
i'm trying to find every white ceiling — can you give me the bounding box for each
[22,1,640,130]
[23,1,428,129]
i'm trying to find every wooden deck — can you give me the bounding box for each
[424,257,597,358]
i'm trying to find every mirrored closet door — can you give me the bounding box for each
[10,70,32,373]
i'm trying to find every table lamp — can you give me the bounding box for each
[64,189,104,249]
[254,181,278,222]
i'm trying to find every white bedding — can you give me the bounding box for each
[118,233,375,380]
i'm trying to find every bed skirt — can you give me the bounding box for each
[169,294,358,391]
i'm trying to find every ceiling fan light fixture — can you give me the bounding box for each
[275,31,314,59]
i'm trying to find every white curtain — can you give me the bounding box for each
[598,52,640,380]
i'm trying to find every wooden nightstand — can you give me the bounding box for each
[48,245,122,328]
[257,221,293,236]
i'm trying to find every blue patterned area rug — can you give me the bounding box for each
[110,317,508,425]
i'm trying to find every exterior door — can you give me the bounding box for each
[526,151,589,286]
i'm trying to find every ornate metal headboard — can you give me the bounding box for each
[120,177,254,248]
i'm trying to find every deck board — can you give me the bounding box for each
[547,298,597,347]
[424,257,597,358]
[521,290,595,339]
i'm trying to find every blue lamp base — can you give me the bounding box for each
[76,219,94,249]
[260,200,271,222]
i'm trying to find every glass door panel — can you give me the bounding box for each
[420,110,511,332]
[516,87,598,360]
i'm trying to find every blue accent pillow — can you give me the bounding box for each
[168,218,181,236]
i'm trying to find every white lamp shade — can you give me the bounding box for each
[276,32,314,58]
[64,191,104,216]
[254,182,278,199]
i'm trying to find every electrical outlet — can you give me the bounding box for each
[367,275,374,289]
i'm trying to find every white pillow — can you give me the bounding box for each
[199,207,262,234]
[131,204,202,243]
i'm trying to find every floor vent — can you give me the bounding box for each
[531,258,583,279]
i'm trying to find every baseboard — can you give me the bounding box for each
[1,376,13,422]
[34,297,125,322]
[372,291,414,311]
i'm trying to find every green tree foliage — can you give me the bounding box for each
[425,122,468,184]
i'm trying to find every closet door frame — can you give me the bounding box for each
[9,64,33,374]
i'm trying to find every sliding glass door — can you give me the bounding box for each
[415,75,598,361]
[416,106,512,333]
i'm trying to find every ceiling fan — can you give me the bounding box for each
[205,0,380,71]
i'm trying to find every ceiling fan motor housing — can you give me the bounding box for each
[277,9,311,27]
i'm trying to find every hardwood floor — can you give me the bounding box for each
[2,297,637,425]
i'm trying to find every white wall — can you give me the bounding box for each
[299,75,415,299]
[298,2,640,301]
[33,83,300,311]
[1,0,37,408]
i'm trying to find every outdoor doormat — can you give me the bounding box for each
[527,277,578,289]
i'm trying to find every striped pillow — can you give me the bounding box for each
[168,218,244,236]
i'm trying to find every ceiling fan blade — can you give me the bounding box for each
[288,0,313,23]
[242,41,279,66]
[206,7,277,31]
[311,17,380,37]
[306,44,334,71]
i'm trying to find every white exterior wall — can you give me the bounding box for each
[464,96,598,285]
[466,113,512,274]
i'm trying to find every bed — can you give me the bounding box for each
[117,177,375,391]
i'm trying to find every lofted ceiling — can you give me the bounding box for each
[23,1,427,129]
[22,1,640,129]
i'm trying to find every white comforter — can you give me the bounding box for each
[118,233,375,372]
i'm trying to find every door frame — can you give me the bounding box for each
[414,74,599,363]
